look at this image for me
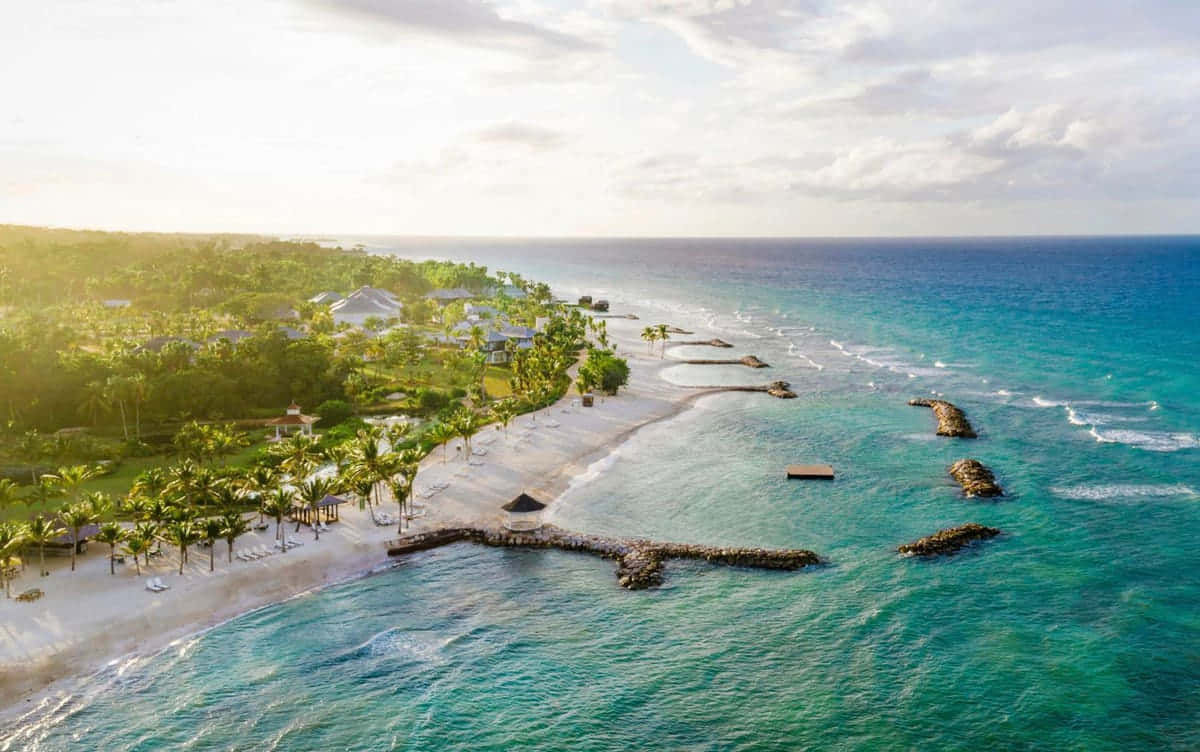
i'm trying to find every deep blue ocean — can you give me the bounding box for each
[7,237,1199,750]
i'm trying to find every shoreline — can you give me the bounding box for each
[0,309,757,720]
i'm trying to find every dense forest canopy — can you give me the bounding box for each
[0,225,499,433]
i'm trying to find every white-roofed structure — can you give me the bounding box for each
[330,286,402,327]
[309,291,344,305]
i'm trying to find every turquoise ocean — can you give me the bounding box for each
[7,237,1199,750]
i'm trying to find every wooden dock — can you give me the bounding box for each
[786,464,835,480]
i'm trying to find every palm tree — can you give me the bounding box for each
[25,515,64,577]
[44,464,96,503]
[130,467,168,500]
[296,478,335,540]
[78,380,112,427]
[163,519,199,576]
[80,490,113,520]
[123,533,150,576]
[492,400,518,438]
[220,511,250,563]
[656,323,670,357]
[200,517,225,571]
[59,502,96,572]
[261,488,294,543]
[387,478,410,534]
[132,521,160,566]
[94,522,127,575]
[427,422,458,463]
[640,326,657,353]
[452,408,484,458]
[270,433,324,480]
[0,521,27,598]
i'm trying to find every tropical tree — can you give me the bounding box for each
[26,515,65,577]
[296,477,336,540]
[640,326,657,353]
[59,502,96,572]
[656,323,670,357]
[261,488,294,543]
[94,521,127,575]
[200,517,225,571]
[221,511,250,563]
[426,421,458,463]
[123,532,151,576]
[44,464,96,503]
[0,521,27,598]
[452,408,485,458]
[163,519,199,576]
[270,433,324,479]
[492,400,518,438]
[131,520,161,565]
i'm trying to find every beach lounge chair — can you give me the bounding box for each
[145,578,165,592]
[152,577,170,590]
[472,447,488,456]
[468,458,485,466]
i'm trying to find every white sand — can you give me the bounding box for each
[0,316,742,712]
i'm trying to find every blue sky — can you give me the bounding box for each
[1,0,1198,236]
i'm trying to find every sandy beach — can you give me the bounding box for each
[0,315,726,714]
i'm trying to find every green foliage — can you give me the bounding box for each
[315,399,354,427]
[580,349,629,395]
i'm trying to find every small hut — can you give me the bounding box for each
[293,494,348,526]
[267,402,318,440]
[502,493,546,532]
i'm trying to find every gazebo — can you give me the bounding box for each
[267,402,318,440]
[293,494,348,526]
[501,493,546,531]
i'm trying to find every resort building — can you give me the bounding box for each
[267,402,318,440]
[308,291,344,305]
[425,288,474,305]
[464,304,501,321]
[329,286,403,327]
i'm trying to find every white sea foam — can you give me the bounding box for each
[934,360,947,368]
[1051,484,1198,500]
[1088,427,1200,452]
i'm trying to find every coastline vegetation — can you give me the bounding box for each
[0,224,628,595]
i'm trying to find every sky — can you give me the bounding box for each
[2,0,1199,237]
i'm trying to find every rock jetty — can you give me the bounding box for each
[680,355,770,368]
[684,380,797,399]
[948,459,1003,497]
[679,338,734,348]
[898,523,1000,557]
[386,524,822,590]
[908,398,977,438]
[662,325,693,334]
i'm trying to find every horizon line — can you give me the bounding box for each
[4,221,1200,243]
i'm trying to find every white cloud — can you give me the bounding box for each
[0,0,1198,235]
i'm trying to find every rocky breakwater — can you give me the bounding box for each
[948,459,1003,498]
[387,524,821,590]
[908,398,977,438]
[680,338,734,348]
[898,523,1000,557]
[680,355,770,368]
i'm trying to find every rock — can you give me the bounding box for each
[898,523,1000,556]
[766,381,797,399]
[948,459,1003,497]
[908,398,977,438]
[678,355,770,368]
[680,339,734,348]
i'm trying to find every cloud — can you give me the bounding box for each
[312,0,601,57]
[474,122,567,150]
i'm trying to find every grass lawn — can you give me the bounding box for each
[1,438,270,523]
